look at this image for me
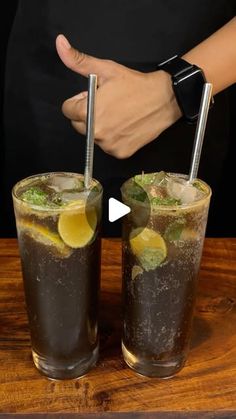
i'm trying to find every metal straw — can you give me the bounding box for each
[84,74,97,189]
[188,83,213,183]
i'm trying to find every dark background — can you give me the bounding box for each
[1,3,235,237]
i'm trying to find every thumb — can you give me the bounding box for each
[56,34,113,82]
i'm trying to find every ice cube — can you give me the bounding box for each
[47,175,84,192]
[60,191,89,204]
[167,177,197,204]
[152,171,168,186]
[134,171,167,187]
[180,184,198,204]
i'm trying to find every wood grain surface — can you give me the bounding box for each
[0,238,236,417]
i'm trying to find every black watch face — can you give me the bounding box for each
[173,69,206,122]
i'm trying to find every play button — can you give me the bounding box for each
[108,198,131,222]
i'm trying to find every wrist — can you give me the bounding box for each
[161,70,183,124]
[157,55,210,123]
[150,70,182,130]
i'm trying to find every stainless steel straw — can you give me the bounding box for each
[188,83,213,183]
[84,74,97,189]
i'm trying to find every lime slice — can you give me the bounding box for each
[17,219,71,257]
[129,227,167,271]
[58,202,97,248]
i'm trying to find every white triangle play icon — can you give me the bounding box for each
[108,198,131,222]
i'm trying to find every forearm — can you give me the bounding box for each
[183,17,236,95]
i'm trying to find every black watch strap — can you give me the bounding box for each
[158,55,194,77]
[158,55,209,123]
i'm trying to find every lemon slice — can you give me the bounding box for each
[130,227,167,271]
[17,219,71,256]
[58,202,97,248]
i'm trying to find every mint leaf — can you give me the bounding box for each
[50,193,64,206]
[193,180,205,192]
[164,219,185,241]
[134,173,156,186]
[130,190,147,202]
[21,187,48,206]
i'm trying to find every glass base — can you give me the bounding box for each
[32,345,99,380]
[122,341,186,379]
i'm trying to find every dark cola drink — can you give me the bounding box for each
[12,172,102,379]
[121,172,211,378]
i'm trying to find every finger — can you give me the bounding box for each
[56,34,113,82]
[71,120,103,143]
[71,120,86,136]
[62,96,87,121]
[70,91,88,101]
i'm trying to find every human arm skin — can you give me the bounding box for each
[56,17,236,159]
[184,17,236,95]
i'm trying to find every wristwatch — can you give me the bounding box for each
[158,55,209,123]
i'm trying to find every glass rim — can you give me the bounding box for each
[121,172,212,211]
[12,172,103,212]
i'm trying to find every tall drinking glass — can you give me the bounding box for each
[12,172,102,380]
[121,171,211,378]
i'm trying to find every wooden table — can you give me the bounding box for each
[0,238,236,418]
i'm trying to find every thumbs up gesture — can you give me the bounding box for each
[56,34,181,159]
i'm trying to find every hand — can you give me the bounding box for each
[56,34,182,159]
